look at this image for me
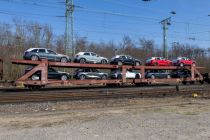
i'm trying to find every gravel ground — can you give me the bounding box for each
[0,97,210,140]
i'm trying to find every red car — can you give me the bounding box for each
[172,57,195,67]
[146,57,172,66]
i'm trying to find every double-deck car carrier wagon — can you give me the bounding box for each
[11,59,204,89]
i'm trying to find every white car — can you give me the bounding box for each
[73,52,108,64]
[110,70,141,79]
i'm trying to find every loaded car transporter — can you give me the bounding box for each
[10,58,204,89]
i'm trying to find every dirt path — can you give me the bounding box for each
[0,97,210,140]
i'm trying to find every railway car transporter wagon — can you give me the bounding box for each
[11,58,204,89]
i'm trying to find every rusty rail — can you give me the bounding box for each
[0,85,209,104]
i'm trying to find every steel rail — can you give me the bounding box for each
[0,85,209,104]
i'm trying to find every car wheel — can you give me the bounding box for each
[180,63,184,67]
[60,57,68,63]
[79,74,86,80]
[118,61,123,66]
[101,59,107,64]
[61,75,68,81]
[167,75,171,79]
[31,55,39,61]
[135,62,140,66]
[79,58,86,64]
[190,81,195,85]
[31,74,39,81]
[151,75,155,79]
[199,80,204,84]
[101,75,107,80]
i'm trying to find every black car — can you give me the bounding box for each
[145,70,171,79]
[25,67,71,81]
[73,68,108,80]
[171,69,191,78]
[110,55,141,66]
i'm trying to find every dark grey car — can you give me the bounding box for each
[73,68,108,80]
[23,48,70,63]
[145,70,171,79]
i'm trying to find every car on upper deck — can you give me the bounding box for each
[110,55,142,66]
[73,52,108,64]
[172,57,195,67]
[146,57,172,66]
[23,48,70,63]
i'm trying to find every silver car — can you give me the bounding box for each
[74,52,108,64]
[23,48,70,63]
[73,68,108,80]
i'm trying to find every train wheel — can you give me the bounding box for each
[190,81,195,85]
[199,80,204,85]
[182,81,187,85]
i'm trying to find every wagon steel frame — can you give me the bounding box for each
[11,59,203,88]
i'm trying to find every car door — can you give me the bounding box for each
[47,49,57,61]
[90,53,98,63]
[159,57,165,65]
[48,68,58,79]
[125,55,134,65]
[38,49,48,59]
[91,69,100,79]
[120,55,127,64]
[83,52,91,62]
[84,69,92,78]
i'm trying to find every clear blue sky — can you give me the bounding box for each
[1,0,210,48]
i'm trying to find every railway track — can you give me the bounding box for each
[0,85,209,104]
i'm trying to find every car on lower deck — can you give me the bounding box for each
[145,70,171,79]
[25,67,71,81]
[110,69,141,79]
[171,69,191,78]
[146,57,172,66]
[110,55,141,66]
[74,52,108,64]
[172,57,195,67]
[23,48,70,63]
[73,68,108,80]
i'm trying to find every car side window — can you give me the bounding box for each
[31,49,38,53]
[38,49,46,53]
[47,49,56,55]
[49,68,55,72]
[92,69,98,72]
[85,69,90,72]
[84,53,90,56]
[91,53,97,56]
[120,56,126,59]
